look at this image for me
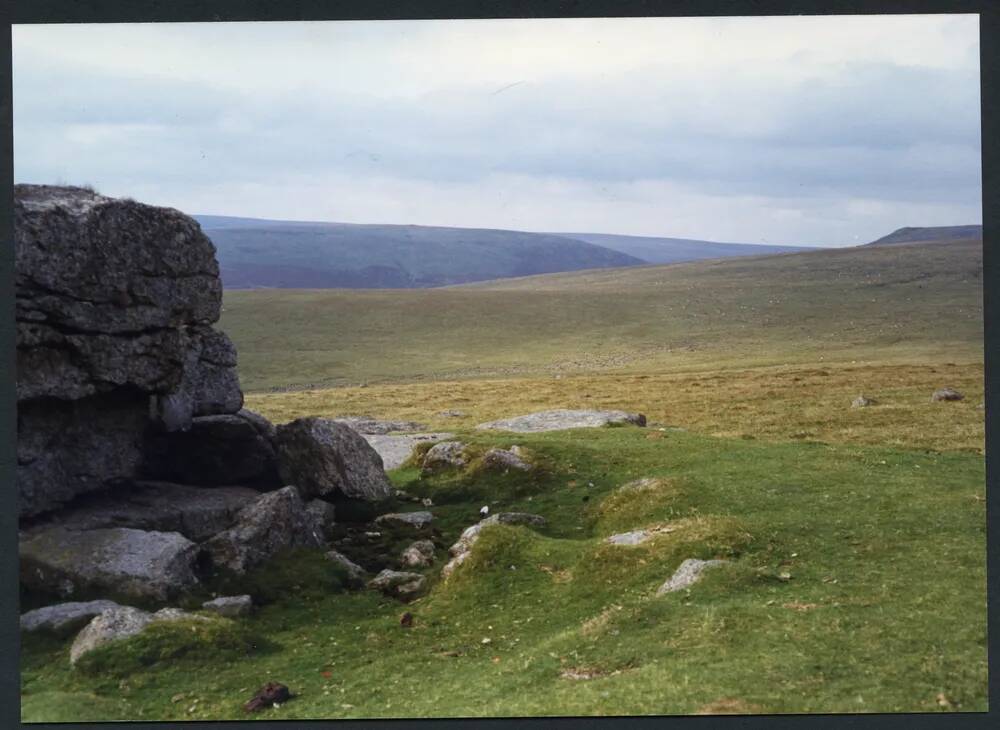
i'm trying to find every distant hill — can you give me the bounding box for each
[550,232,814,264]
[865,225,983,246]
[194,215,644,289]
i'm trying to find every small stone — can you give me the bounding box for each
[202,595,253,618]
[324,550,368,588]
[374,511,434,530]
[656,559,729,595]
[931,388,964,402]
[851,395,877,408]
[400,540,436,568]
[367,569,426,601]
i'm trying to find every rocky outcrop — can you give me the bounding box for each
[20,526,201,601]
[15,185,243,517]
[273,417,394,502]
[203,487,326,574]
[476,409,646,433]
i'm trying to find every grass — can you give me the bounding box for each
[21,426,987,719]
[219,240,982,391]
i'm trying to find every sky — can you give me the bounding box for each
[12,15,982,247]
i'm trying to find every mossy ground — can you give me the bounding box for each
[21,422,986,719]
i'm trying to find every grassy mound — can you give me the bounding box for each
[587,476,688,533]
[74,617,264,678]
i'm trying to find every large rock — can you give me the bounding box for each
[21,482,260,543]
[15,185,243,517]
[400,540,436,568]
[20,600,121,634]
[273,417,393,502]
[145,410,280,487]
[20,526,200,601]
[203,486,326,574]
[325,550,368,587]
[476,409,646,433]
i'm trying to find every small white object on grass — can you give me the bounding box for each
[480,505,489,518]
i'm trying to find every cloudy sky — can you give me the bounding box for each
[13,15,981,246]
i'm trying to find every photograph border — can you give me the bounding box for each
[2,1,996,728]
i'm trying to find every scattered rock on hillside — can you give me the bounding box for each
[482,445,533,472]
[20,482,260,543]
[273,417,394,502]
[244,682,291,713]
[442,512,547,579]
[20,526,201,601]
[69,605,211,665]
[421,441,468,473]
[202,595,253,617]
[400,540,436,568]
[325,550,368,588]
[20,600,121,634]
[439,410,466,418]
[931,388,964,402]
[656,558,729,595]
[606,530,654,546]
[146,411,280,487]
[373,511,434,530]
[368,569,426,601]
[69,606,153,665]
[363,432,455,471]
[851,395,877,408]
[203,486,326,574]
[332,416,426,434]
[476,409,646,433]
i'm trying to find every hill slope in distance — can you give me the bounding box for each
[865,225,983,246]
[551,231,813,263]
[195,215,644,289]
[220,237,982,392]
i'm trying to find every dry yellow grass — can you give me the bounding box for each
[245,361,984,453]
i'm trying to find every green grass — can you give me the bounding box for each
[21,426,987,719]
